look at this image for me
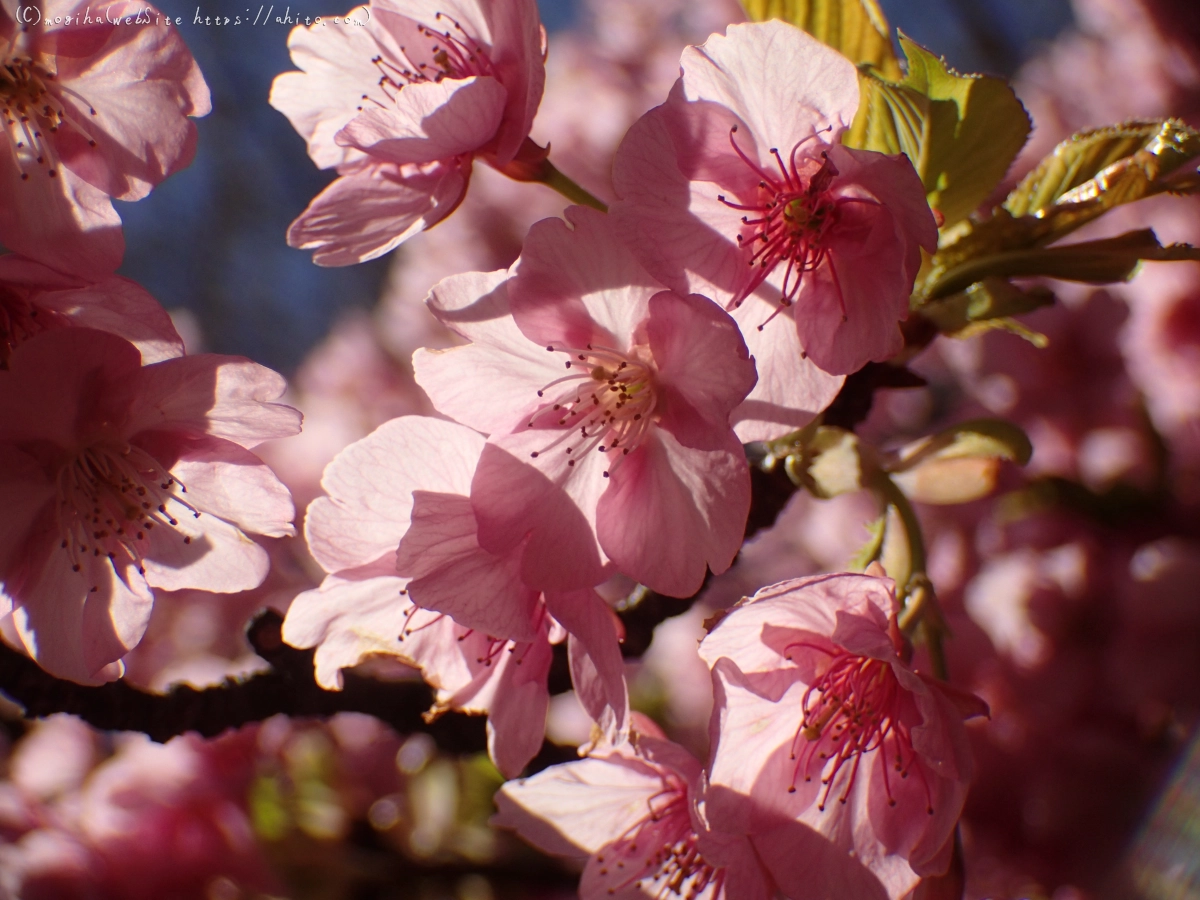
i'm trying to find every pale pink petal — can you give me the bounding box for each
[0,161,124,278]
[486,635,553,777]
[786,145,936,374]
[546,589,629,742]
[645,290,756,446]
[493,753,668,857]
[397,607,479,697]
[281,574,413,690]
[578,818,673,900]
[53,6,210,201]
[148,436,295,539]
[727,298,844,442]
[0,448,55,578]
[677,21,858,152]
[597,427,748,597]
[481,0,545,163]
[337,76,506,165]
[306,416,483,573]
[12,543,153,684]
[697,573,880,673]
[287,160,469,266]
[139,501,270,594]
[471,433,610,591]
[269,14,399,169]
[610,101,751,301]
[828,145,937,287]
[415,271,566,434]
[509,206,662,351]
[20,268,184,363]
[124,353,301,448]
[0,326,141,447]
[396,490,542,642]
[705,659,809,826]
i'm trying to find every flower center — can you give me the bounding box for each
[357,12,495,112]
[56,442,199,585]
[717,126,844,323]
[527,343,657,478]
[0,289,57,366]
[785,644,934,815]
[595,782,724,900]
[1,53,97,180]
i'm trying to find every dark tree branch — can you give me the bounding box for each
[0,611,484,751]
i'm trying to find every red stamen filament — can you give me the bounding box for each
[358,12,494,111]
[594,774,724,900]
[784,643,935,816]
[718,126,861,324]
[528,343,657,477]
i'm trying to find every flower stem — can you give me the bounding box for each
[489,138,609,212]
[540,160,608,212]
[876,474,927,576]
[876,475,950,681]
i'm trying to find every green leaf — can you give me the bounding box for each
[923,229,1200,301]
[917,277,1054,338]
[741,0,902,78]
[929,120,1200,293]
[1005,120,1200,217]
[849,72,926,158]
[850,35,1031,228]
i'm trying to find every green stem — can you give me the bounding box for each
[876,474,926,576]
[876,475,949,681]
[541,160,608,213]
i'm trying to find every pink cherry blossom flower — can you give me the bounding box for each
[0,0,211,276]
[0,328,299,683]
[493,724,775,900]
[413,206,757,597]
[698,573,988,900]
[269,0,546,265]
[0,254,183,366]
[611,20,937,393]
[283,415,627,776]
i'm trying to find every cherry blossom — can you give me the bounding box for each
[0,255,183,367]
[493,722,774,900]
[283,415,627,776]
[413,206,757,597]
[611,20,937,415]
[0,328,299,683]
[698,573,988,899]
[0,0,211,276]
[270,0,546,265]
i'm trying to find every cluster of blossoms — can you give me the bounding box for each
[3,0,1200,896]
[0,0,302,684]
[270,3,979,895]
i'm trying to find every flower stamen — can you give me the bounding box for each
[527,343,657,477]
[55,443,199,587]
